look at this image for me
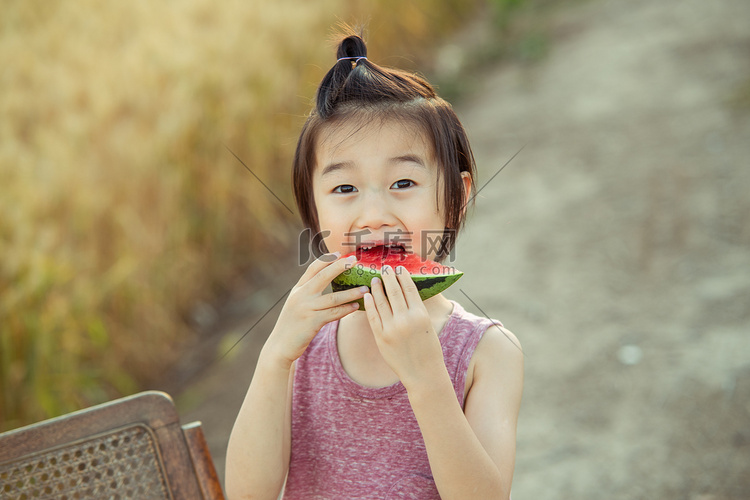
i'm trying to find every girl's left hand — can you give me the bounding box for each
[363,265,446,388]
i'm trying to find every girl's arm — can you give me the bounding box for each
[225,355,295,499]
[225,253,367,500]
[364,265,523,500]
[406,324,523,500]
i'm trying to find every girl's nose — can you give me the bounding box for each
[354,190,397,231]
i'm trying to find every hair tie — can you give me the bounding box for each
[337,56,367,64]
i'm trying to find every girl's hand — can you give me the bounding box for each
[363,265,446,388]
[263,253,367,370]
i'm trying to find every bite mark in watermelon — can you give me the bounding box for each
[331,245,463,310]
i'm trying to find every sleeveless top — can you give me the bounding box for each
[282,300,499,500]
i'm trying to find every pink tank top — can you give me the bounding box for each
[283,300,498,499]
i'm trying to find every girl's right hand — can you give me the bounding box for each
[262,252,366,370]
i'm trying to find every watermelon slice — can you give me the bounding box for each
[331,245,463,310]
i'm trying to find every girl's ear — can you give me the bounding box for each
[460,171,472,213]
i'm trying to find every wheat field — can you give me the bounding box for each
[0,0,480,430]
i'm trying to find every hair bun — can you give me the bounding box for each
[336,34,367,60]
[315,25,436,119]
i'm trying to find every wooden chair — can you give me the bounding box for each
[0,391,225,499]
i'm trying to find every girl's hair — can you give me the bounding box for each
[293,28,477,262]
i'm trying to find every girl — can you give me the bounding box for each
[226,30,523,500]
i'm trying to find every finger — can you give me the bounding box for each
[321,301,362,324]
[395,266,421,308]
[315,285,369,311]
[370,276,392,317]
[363,293,383,334]
[306,254,358,292]
[380,265,407,313]
[298,251,342,285]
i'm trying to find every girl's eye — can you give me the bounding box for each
[391,179,415,189]
[333,184,357,194]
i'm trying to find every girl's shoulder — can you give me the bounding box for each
[446,300,517,345]
[452,301,523,396]
[475,322,523,364]
[449,300,521,348]
[469,322,523,402]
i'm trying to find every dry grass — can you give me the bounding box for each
[0,0,480,430]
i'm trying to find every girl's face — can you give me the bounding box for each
[312,118,467,261]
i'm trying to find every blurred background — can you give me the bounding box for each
[2,0,749,498]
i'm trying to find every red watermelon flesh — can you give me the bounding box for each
[331,245,463,309]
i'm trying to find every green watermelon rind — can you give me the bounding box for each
[331,264,463,311]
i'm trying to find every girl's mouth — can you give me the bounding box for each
[355,243,407,259]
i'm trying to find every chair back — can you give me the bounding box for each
[0,391,224,499]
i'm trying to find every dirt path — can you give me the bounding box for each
[177,0,750,497]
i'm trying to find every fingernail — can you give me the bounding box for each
[346,255,357,263]
[359,286,369,293]
[371,277,380,285]
[332,251,341,258]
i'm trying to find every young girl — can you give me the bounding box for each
[226,30,523,500]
